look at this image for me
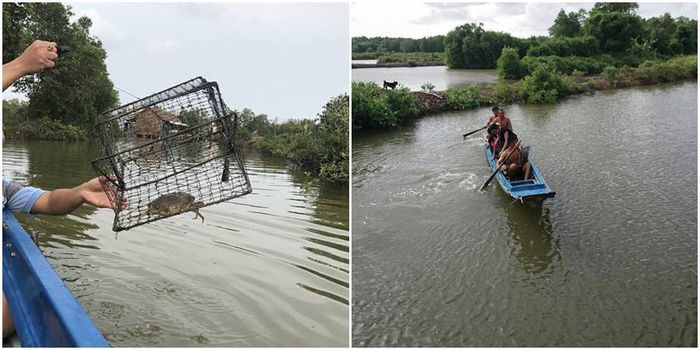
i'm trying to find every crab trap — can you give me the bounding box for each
[92,77,252,231]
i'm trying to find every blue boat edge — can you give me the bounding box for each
[483,143,556,201]
[3,210,109,347]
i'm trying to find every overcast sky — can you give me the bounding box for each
[352,2,698,39]
[5,2,349,122]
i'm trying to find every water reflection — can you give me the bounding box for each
[3,140,349,347]
[353,82,697,347]
[504,202,558,274]
[352,66,498,91]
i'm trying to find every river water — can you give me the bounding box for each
[352,82,697,346]
[3,142,349,347]
[352,65,498,91]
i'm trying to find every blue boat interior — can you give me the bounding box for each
[484,144,555,201]
[3,210,109,347]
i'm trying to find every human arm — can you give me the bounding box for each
[3,40,58,91]
[30,177,119,215]
[501,131,510,155]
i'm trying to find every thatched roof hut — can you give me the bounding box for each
[130,107,183,138]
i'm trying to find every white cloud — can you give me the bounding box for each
[70,8,125,44]
[144,39,182,57]
[352,2,698,38]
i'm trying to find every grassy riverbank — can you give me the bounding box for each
[239,95,349,186]
[352,52,445,66]
[352,55,697,130]
[4,95,349,186]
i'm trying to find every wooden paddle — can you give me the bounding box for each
[480,139,521,191]
[462,126,487,138]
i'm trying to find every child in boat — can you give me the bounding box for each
[485,123,499,151]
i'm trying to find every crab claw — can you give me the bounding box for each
[192,209,205,223]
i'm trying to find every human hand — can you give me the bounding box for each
[80,177,127,210]
[15,40,59,75]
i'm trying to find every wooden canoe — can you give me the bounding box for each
[483,144,556,201]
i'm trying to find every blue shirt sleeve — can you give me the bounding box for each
[2,176,45,214]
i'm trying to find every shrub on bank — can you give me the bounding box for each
[3,100,88,141]
[521,65,577,104]
[494,82,522,104]
[631,55,697,84]
[522,55,608,75]
[351,81,418,129]
[444,86,483,109]
[527,36,601,57]
[376,52,445,64]
[352,52,379,60]
[237,95,349,185]
[497,47,527,80]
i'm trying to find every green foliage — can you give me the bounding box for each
[352,52,379,60]
[631,55,697,84]
[316,95,349,184]
[549,9,586,37]
[352,81,394,129]
[603,66,620,84]
[521,65,576,104]
[376,52,444,64]
[351,81,418,129]
[236,96,349,185]
[445,23,529,69]
[527,36,600,57]
[352,35,445,53]
[522,55,608,75]
[494,82,522,104]
[420,82,435,92]
[444,86,483,110]
[672,18,698,55]
[591,2,639,14]
[4,113,87,141]
[644,13,679,57]
[35,117,88,141]
[497,47,526,79]
[584,11,643,54]
[178,108,207,127]
[3,3,118,139]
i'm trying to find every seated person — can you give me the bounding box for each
[492,108,513,132]
[494,126,517,159]
[485,123,499,152]
[497,138,531,181]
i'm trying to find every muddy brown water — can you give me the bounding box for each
[3,143,348,347]
[352,82,697,346]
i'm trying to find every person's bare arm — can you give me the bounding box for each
[30,177,118,215]
[3,40,58,91]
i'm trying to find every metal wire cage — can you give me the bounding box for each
[92,77,252,231]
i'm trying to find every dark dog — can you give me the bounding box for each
[383,80,398,90]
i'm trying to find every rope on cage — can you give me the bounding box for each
[114,86,142,100]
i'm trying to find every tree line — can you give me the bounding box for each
[352,3,697,131]
[3,3,348,185]
[446,2,696,70]
[236,95,349,185]
[351,3,697,70]
[352,35,446,54]
[3,2,119,139]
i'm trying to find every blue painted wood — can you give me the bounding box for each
[483,144,556,201]
[3,210,109,347]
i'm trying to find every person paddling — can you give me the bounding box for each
[485,106,500,127]
[493,108,513,132]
